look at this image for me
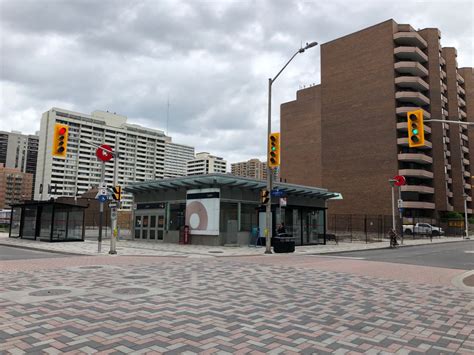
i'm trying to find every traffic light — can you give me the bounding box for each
[268,132,280,168]
[260,189,270,204]
[407,109,425,148]
[52,123,69,158]
[112,186,122,201]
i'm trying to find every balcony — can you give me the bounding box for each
[440,70,447,80]
[463,158,470,166]
[394,61,429,77]
[397,122,431,134]
[440,56,446,66]
[459,97,466,107]
[442,83,448,92]
[447,177,452,184]
[396,91,430,106]
[400,201,435,209]
[446,151,451,157]
[446,164,452,170]
[465,183,472,190]
[395,76,429,91]
[400,185,434,194]
[394,47,428,62]
[398,153,433,164]
[464,170,471,177]
[398,169,434,179]
[448,191,453,198]
[457,73,465,84]
[458,86,466,95]
[396,107,431,119]
[462,146,469,154]
[397,137,432,149]
[393,32,428,48]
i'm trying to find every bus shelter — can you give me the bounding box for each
[9,201,86,242]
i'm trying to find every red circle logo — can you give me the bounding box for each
[393,175,406,187]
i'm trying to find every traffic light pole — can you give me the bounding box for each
[109,152,119,254]
[265,42,318,254]
[98,162,105,253]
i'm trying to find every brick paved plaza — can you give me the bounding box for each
[1,255,473,354]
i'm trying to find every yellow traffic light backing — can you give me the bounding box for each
[52,123,69,158]
[260,189,270,204]
[112,186,122,201]
[407,109,425,148]
[268,132,281,168]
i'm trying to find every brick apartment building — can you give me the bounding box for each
[281,19,473,219]
[0,163,33,209]
[231,158,280,181]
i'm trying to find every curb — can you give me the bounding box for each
[306,238,471,255]
[0,243,89,257]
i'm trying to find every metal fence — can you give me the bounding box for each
[328,214,467,243]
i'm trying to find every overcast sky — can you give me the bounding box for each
[1,0,473,164]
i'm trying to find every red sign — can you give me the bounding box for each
[393,175,406,187]
[96,144,113,162]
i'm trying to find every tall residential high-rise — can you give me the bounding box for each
[231,159,267,180]
[281,19,472,219]
[164,137,195,178]
[0,131,39,196]
[0,163,33,209]
[187,152,227,176]
[35,108,167,210]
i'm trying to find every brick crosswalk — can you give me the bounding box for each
[1,255,473,354]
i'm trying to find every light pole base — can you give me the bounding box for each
[108,250,117,255]
[264,250,272,254]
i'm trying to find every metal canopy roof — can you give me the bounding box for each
[125,173,341,200]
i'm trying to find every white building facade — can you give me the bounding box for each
[164,138,195,178]
[187,152,227,176]
[35,108,166,210]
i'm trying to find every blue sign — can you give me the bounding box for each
[98,194,108,203]
[271,189,285,197]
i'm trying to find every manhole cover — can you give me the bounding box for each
[29,289,71,297]
[114,288,149,295]
[463,274,474,287]
[208,250,224,254]
[123,275,150,280]
[79,266,103,269]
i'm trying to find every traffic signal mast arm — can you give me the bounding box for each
[80,138,118,157]
[424,119,474,125]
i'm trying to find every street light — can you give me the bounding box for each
[265,41,318,254]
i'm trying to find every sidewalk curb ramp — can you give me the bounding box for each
[451,270,474,293]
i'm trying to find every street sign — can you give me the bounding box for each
[393,175,406,187]
[397,199,403,208]
[98,194,108,203]
[271,189,285,197]
[96,144,113,162]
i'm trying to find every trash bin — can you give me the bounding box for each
[273,234,295,253]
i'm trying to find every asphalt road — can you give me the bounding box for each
[327,240,474,270]
[0,245,66,261]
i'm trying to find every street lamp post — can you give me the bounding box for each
[265,41,318,254]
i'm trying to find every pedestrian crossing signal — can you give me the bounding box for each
[112,186,122,201]
[260,189,270,204]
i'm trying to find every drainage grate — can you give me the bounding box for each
[123,275,150,280]
[79,266,103,269]
[208,250,224,254]
[114,288,149,295]
[29,289,72,297]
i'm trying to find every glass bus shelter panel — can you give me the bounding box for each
[9,207,22,238]
[40,205,53,240]
[67,209,84,241]
[134,216,141,239]
[305,210,325,244]
[52,208,68,241]
[22,206,37,240]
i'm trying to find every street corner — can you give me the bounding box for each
[451,270,474,293]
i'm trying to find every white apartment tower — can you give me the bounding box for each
[187,152,227,176]
[35,108,166,209]
[164,137,195,178]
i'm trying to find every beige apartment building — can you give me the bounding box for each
[0,163,33,209]
[231,159,268,180]
[281,19,472,219]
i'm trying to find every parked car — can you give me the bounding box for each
[403,223,444,236]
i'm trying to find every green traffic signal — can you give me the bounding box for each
[412,129,418,135]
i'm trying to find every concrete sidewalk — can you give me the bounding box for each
[0,232,468,257]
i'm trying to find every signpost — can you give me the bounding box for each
[389,175,406,235]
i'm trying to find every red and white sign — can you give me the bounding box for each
[393,175,406,187]
[96,144,113,162]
